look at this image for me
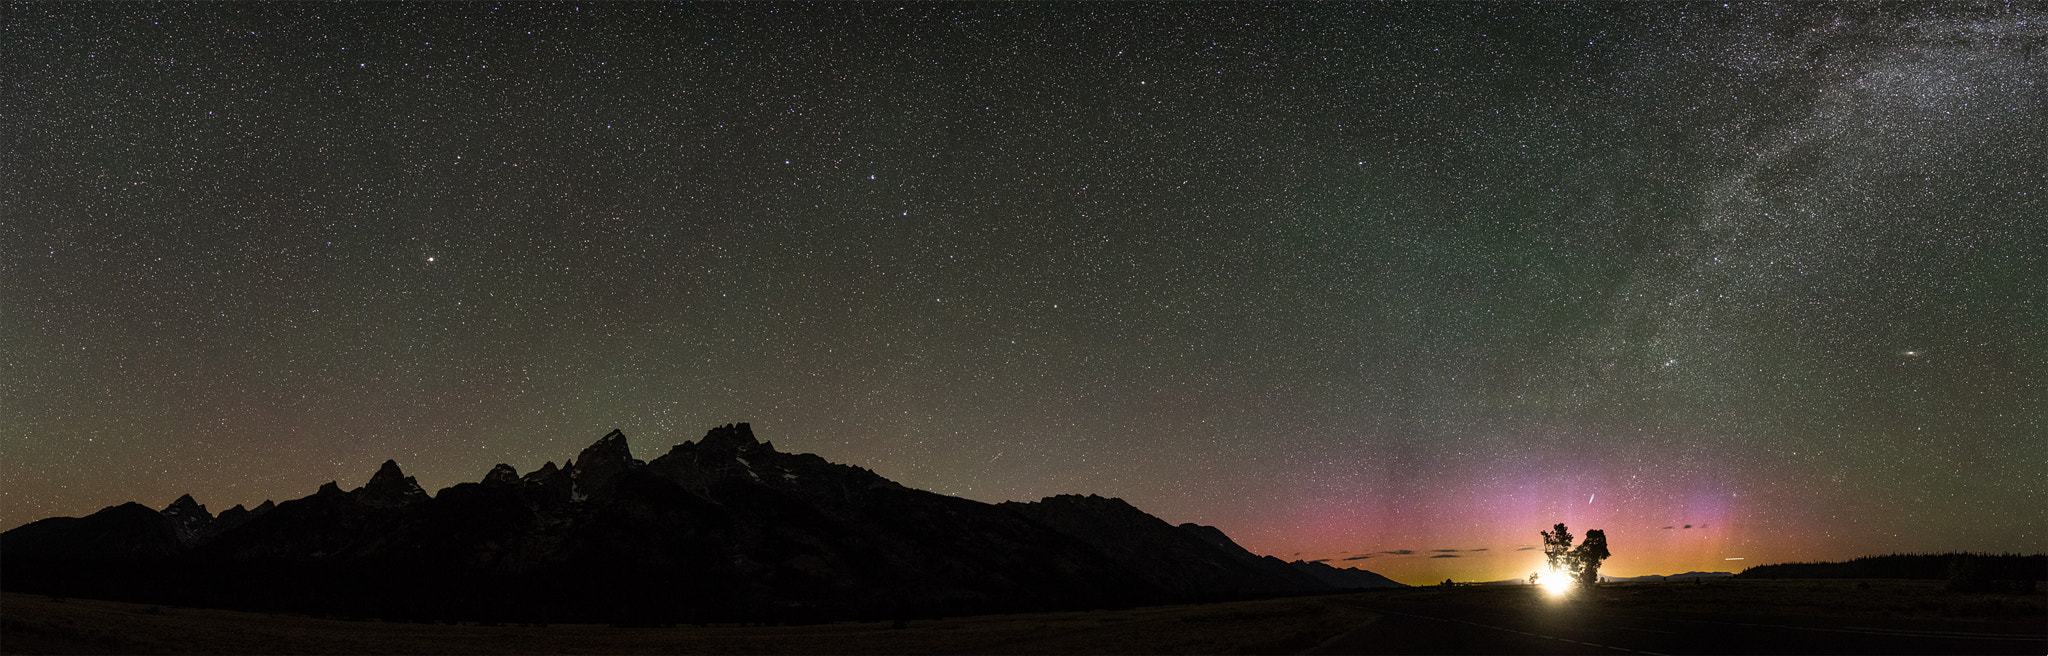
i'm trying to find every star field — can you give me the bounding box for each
[5,3,2042,585]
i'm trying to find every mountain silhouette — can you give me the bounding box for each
[353,459,431,508]
[1,424,1402,623]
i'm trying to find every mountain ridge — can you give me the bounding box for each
[1,423,1402,623]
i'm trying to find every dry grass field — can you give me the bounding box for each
[4,579,2041,654]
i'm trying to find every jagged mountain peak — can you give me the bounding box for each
[484,463,520,485]
[698,422,763,451]
[163,493,208,516]
[567,429,644,495]
[575,429,637,464]
[640,424,902,501]
[202,503,261,542]
[365,459,411,484]
[354,460,429,508]
[645,423,801,488]
[161,493,214,544]
[522,461,561,484]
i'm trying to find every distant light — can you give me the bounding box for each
[1725,557,1744,560]
[1536,570,1571,596]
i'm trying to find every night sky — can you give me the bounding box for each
[6,3,2043,586]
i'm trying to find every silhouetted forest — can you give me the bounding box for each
[1736,553,2044,591]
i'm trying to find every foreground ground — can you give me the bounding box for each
[3,580,2042,654]
[1314,580,2045,655]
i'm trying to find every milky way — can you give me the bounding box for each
[6,3,2041,584]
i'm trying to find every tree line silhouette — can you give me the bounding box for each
[1736,552,2044,593]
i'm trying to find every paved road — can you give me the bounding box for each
[1307,597,2048,655]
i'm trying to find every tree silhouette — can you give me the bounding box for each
[1541,523,1574,574]
[1539,523,1611,587]
[1572,529,1610,586]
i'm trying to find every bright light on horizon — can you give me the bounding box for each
[1534,569,1572,596]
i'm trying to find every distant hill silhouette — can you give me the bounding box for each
[1473,571,1733,586]
[1,424,1402,624]
[1602,571,1734,583]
